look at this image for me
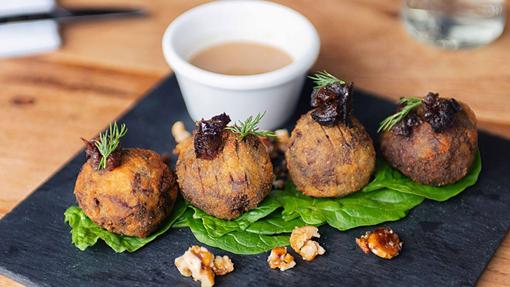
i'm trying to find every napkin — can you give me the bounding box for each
[0,0,61,58]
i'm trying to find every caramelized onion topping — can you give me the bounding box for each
[392,109,422,137]
[310,82,353,127]
[391,92,462,137]
[81,137,121,171]
[423,92,462,132]
[194,113,231,160]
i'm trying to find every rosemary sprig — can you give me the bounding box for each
[308,70,345,88]
[226,112,275,140]
[378,97,422,133]
[95,122,127,170]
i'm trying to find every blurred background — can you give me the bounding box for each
[0,1,509,285]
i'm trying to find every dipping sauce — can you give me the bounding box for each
[189,42,293,76]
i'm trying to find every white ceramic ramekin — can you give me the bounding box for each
[162,0,320,129]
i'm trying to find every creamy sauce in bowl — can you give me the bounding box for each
[189,42,293,76]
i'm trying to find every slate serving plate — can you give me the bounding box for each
[1,75,510,287]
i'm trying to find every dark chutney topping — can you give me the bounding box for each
[81,137,122,171]
[422,92,462,133]
[194,113,231,160]
[391,92,462,137]
[392,108,422,137]
[310,82,353,127]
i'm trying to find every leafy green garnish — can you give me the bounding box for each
[273,184,424,231]
[191,197,281,238]
[308,70,345,88]
[378,97,422,133]
[95,122,127,170]
[181,206,290,255]
[245,211,306,235]
[363,150,482,201]
[64,197,187,252]
[226,112,275,140]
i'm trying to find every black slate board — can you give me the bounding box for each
[1,75,510,287]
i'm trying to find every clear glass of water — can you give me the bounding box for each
[402,0,506,49]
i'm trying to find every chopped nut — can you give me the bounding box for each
[272,179,286,190]
[171,121,191,144]
[175,246,234,287]
[355,237,371,254]
[274,129,290,152]
[290,226,325,261]
[267,246,296,271]
[212,255,234,276]
[175,246,215,287]
[261,129,290,189]
[356,227,402,259]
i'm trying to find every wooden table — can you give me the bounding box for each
[1,0,509,286]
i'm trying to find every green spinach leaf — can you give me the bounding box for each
[363,151,481,201]
[245,211,307,235]
[64,197,188,253]
[274,184,424,231]
[192,197,281,238]
[183,209,290,254]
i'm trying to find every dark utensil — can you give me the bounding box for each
[0,7,146,24]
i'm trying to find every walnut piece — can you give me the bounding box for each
[274,129,290,153]
[290,226,325,261]
[175,246,215,287]
[175,246,234,287]
[260,129,290,190]
[356,227,402,259]
[171,121,191,144]
[212,255,234,276]
[267,246,296,271]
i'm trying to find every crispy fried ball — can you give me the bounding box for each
[175,131,273,220]
[286,111,376,197]
[74,149,178,237]
[380,100,478,186]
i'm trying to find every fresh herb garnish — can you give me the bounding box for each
[308,70,345,88]
[226,112,275,140]
[378,97,422,133]
[95,122,127,170]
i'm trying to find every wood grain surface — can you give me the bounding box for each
[0,0,509,286]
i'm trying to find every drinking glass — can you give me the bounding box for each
[402,0,506,49]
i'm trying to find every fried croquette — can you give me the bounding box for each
[380,92,478,186]
[174,114,274,220]
[286,81,376,197]
[74,148,178,237]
